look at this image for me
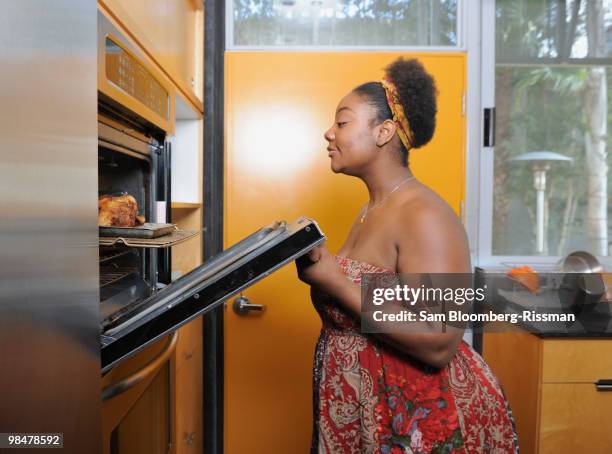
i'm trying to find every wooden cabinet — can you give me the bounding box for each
[101,336,175,454]
[539,383,612,452]
[174,319,203,453]
[98,0,203,110]
[97,3,204,453]
[483,332,612,453]
[171,207,204,454]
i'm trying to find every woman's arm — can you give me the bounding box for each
[389,198,471,366]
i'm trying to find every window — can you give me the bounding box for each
[487,0,612,258]
[228,0,459,48]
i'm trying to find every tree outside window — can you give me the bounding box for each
[493,0,611,256]
[231,0,458,47]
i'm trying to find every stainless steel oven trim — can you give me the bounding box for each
[98,139,150,161]
[99,126,153,157]
[99,114,159,145]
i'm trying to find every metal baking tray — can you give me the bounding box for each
[99,229,198,248]
[99,223,177,239]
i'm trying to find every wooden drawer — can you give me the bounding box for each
[542,339,612,382]
[539,383,612,453]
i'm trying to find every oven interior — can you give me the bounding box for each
[98,108,169,332]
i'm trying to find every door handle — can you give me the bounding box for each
[595,379,612,391]
[232,295,266,315]
[483,107,496,147]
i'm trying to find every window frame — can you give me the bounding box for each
[471,0,612,268]
[226,0,466,51]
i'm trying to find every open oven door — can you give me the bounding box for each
[100,217,325,373]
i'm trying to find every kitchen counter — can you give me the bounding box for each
[480,288,612,337]
[474,267,612,338]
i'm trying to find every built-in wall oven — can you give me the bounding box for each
[97,1,324,400]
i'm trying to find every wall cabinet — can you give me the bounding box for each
[99,0,203,110]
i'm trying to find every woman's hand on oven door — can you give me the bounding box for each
[295,245,344,294]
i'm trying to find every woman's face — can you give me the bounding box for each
[324,91,380,175]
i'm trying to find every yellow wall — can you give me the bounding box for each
[224,52,466,453]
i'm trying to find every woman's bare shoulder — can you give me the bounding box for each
[392,184,461,227]
[390,185,470,272]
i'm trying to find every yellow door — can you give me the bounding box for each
[224,52,466,453]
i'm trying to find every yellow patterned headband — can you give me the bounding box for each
[381,76,414,150]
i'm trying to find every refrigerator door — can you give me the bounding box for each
[0,1,101,451]
[101,217,325,372]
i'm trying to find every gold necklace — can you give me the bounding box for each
[359,176,416,224]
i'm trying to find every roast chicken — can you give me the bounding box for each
[98,194,145,227]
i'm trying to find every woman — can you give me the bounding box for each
[297,58,518,453]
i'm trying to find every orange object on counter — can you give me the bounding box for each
[507,266,540,294]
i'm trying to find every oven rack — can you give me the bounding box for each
[99,229,198,248]
[100,265,139,288]
[99,248,133,264]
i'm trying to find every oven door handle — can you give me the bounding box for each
[102,330,178,401]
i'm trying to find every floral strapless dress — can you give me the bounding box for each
[310,256,519,454]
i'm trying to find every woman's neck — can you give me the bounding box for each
[362,163,414,204]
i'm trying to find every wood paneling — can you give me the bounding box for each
[542,339,612,383]
[112,363,171,454]
[483,331,542,454]
[484,332,612,454]
[539,383,612,453]
[171,207,203,277]
[101,337,174,454]
[174,321,203,453]
[99,0,203,110]
[171,206,203,454]
[98,3,204,451]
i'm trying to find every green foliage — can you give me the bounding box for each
[492,0,610,255]
[231,0,458,46]
[515,67,590,96]
[493,65,605,254]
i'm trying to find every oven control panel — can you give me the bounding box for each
[105,37,169,120]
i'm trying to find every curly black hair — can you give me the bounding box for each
[353,58,438,166]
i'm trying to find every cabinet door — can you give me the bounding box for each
[539,383,612,453]
[98,0,203,104]
[224,52,466,453]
